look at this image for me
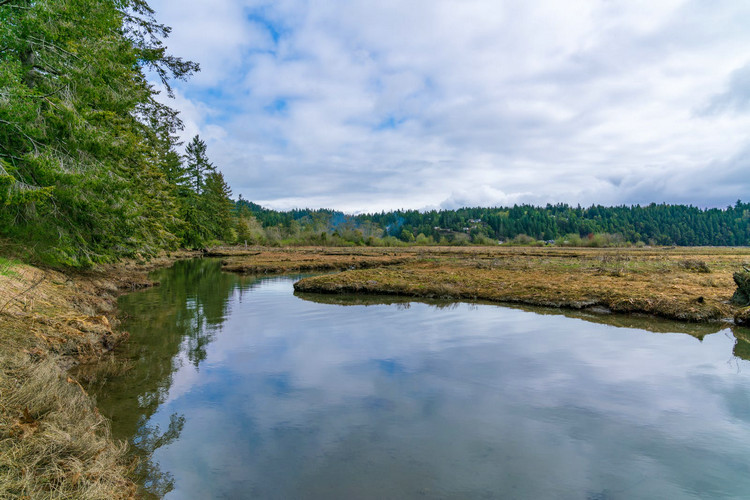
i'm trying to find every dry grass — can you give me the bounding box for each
[237,246,750,323]
[0,252,197,498]
[0,355,135,499]
[221,247,414,274]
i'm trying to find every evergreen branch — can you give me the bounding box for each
[27,35,81,61]
[0,119,41,153]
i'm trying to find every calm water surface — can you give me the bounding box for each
[93,259,750,499]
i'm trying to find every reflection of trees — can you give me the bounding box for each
[88,259,263,497]
[132,413,185,498]
[733,330,750,361]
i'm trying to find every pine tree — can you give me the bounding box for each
[202,171,234,242]
[0,0,198,265]
[185,135,214,195]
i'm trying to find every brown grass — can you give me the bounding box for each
[238,246,750,323]
[221,247,414,274]
[0,251,198,498]
[0,355,136,499]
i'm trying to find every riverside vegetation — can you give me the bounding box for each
[0,253,200,498]
[2,0,750,498]
[216,246,750,324]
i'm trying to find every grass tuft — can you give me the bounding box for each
[0,256,19,277]
[0,354,135,499]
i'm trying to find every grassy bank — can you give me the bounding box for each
[0,252,196,499]
[2,245,746,498]
[217,246,750,323]
[219,247,412,274]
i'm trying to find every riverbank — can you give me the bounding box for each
[218,246,750,323]
[0,251,198,499]
[2,245,748,497]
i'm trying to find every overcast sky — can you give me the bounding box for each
[149,0,750,213]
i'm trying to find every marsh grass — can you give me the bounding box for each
[0,255,167,499]
[678,259,712,273]
[285,246,750,322]
[0,352,135,499]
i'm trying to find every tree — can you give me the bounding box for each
[185,135,214,195]
[0,0,198,265]
[202,171,234,242]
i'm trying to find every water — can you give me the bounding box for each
[92,258,750,499]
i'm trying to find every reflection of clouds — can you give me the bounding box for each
[147,278,750,498]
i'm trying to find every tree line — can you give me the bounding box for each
[0,0,232,266]
[238,201,750,247]
[2,1,748,267]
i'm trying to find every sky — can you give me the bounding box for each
[148,0,750,213]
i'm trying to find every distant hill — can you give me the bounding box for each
[235,200,750,246]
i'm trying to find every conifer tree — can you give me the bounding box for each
[202,171,234,241]
[185,135,214,195]
[0,0,198,265]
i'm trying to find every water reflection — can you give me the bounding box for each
[294,291,730,339]
[734,330,750,361]
[90,259,268,497]
[92,259,750,499]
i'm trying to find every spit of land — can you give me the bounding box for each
[219,246,750,323]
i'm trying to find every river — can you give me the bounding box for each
[90,258,750,499]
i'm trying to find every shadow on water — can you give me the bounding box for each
[294,291,738,340]
[86,258,750,497]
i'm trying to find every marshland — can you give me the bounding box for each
[4,0,750,498]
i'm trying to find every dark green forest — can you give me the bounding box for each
[237,200,750,248]
[1,1,748,268]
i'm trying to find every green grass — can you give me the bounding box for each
[0,256,19,277]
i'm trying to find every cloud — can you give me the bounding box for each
[149,0,750,212]
[702,63,750,116]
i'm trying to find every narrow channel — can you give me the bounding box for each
[90,258,750,499]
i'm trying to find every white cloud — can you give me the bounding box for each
[149,0,750,212]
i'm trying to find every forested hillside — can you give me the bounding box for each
[238,201,750,247]
[0,0,232,266]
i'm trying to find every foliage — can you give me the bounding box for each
[235,200,750,248]
[732,268,750,306]
[0,256,18,276]
[0,0,208,266]
[185,135,213,195]
[0,0,241,264]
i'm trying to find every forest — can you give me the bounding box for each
[1,0,749,269]
[0,0,232,267]
[238,200,750,248]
